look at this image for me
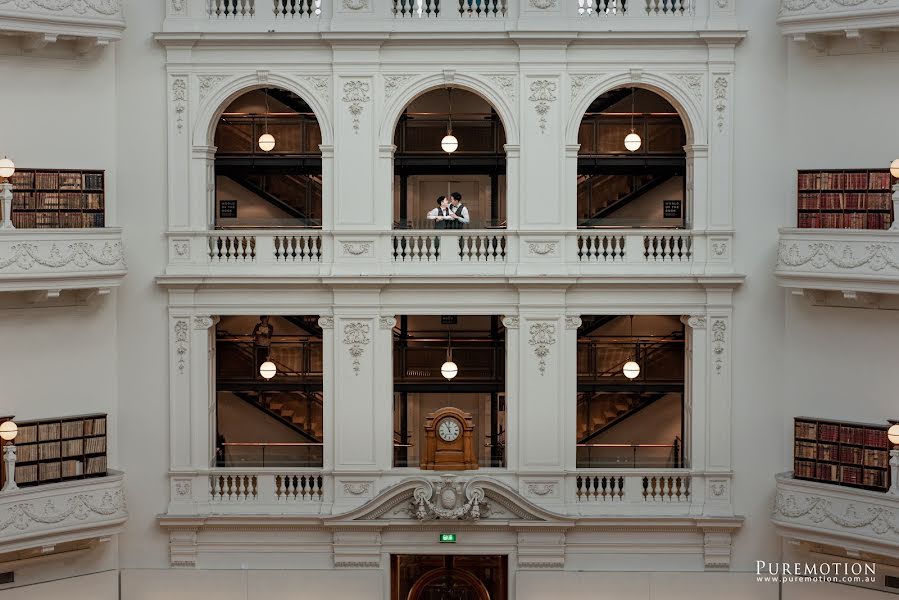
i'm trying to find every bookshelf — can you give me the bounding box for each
[794,417,891,492]
[797,169,894,230]
[10,414,108,488]
[7,169,105,229]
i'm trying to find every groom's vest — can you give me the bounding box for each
[434,209,448,229]
[450,203,465,229]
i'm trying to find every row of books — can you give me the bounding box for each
[85,436,107,454]
[12,192,104,210]
[794,461,887,487]
[11,212,105,228]
[13,458,105,484]
[798,192,893,210]
[798,212,891,229]
[796,420,890,446]
[794,442,889,466]
[9,171,104,191]
[798,171,892,191]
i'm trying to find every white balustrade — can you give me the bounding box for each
[392,231,507,263]
[577,0,693,16]
[162,229,716,277]
[273,234,322,262]
[208,233,257,262]
[574,471,692,504]
[205,471,325,510]
[273,0,322,18]
[577,233,626,262]
[643,233,693,262]
[208,0,255,18]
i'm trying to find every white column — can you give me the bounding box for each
[167,73,192,231]
[169,314,193,471]
[190,316,217,469]
[682,315,707,475]
[333,69,376,230]
[332,313,378,471]
[318,316,335,472]
[503,316,520,472]
[518,301,565,472]
[685,144,708,231]
[563,316,581,472]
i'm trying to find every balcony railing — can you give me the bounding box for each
[0,0,125,48]
[775,228,899,300]
[0,471,127,556]
[164,0,725,34]
[779,0,899,44]
[772,472,899,558]
[0,228,127,297]
[165,229,721,279]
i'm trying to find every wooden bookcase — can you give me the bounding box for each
[794,417,891,492]
[12,414,108,488]
[797,169,894,230]
[8,169,105,229]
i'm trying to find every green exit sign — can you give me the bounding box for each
[439,533,457,543]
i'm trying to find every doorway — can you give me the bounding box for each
[391,555,508,600]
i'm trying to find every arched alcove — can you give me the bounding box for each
[576,87,688,229]
[392,87,508,231]
[212,87,323,229]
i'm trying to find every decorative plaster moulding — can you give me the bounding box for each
[778,0,899,51]
[775,228,899,308]
[0,470,128,557]
[0,228,127,300]
[772,472,899,560]
[0,0,125,51]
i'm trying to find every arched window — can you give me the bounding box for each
[393,88,507,231]
[213,88,323,229]
[577,88,687,229]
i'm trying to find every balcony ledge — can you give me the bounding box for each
[776,228,899,309]
[0,471,127,559]
[0,0,125,52]
[778,0,899,52]
[0,228,127,301]
[772,472,899,560]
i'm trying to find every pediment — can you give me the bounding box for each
[327,475,572,524]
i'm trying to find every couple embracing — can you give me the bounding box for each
[427,192,470,230]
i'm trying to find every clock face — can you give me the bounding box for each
[438,418,461,442]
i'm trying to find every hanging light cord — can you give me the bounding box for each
[264,88,269,135]
[447,87,453,137]
[630,87,635,135]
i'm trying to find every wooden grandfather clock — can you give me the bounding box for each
[421,407,478,471]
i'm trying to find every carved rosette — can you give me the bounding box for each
[528,80,557,133]
[673,73,703,102]
[318,316,334,330]
[379,316,397,330]
[383,75,413,101]
[502,316,519,329]
[342,80,370,133]
[198,75,227,102]
[343,321,371,375]
[565,316,582,330]
[528,322,557,375]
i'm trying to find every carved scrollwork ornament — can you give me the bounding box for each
[411,478,487,521]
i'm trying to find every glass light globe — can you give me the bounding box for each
[624,132,642,152]
[441,361,458,380]
[0,157,15,179]
[623,361,641,379]
[259,361,277,380]
[0,420,18,442]
[258,133,276,152]
[441,134,458,154]
[889,424,899,446]
[890,159,899,179]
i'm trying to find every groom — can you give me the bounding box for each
[447,192,470,229]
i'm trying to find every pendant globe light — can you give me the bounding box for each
[259,356,277,380]
[258,88,276,152]
[890,158,899,179]
[622,315,641,380]
[441,332,459,380]
[624,88,642,153]
[441,87,459,154]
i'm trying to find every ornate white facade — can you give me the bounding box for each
[1,0,899,598]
